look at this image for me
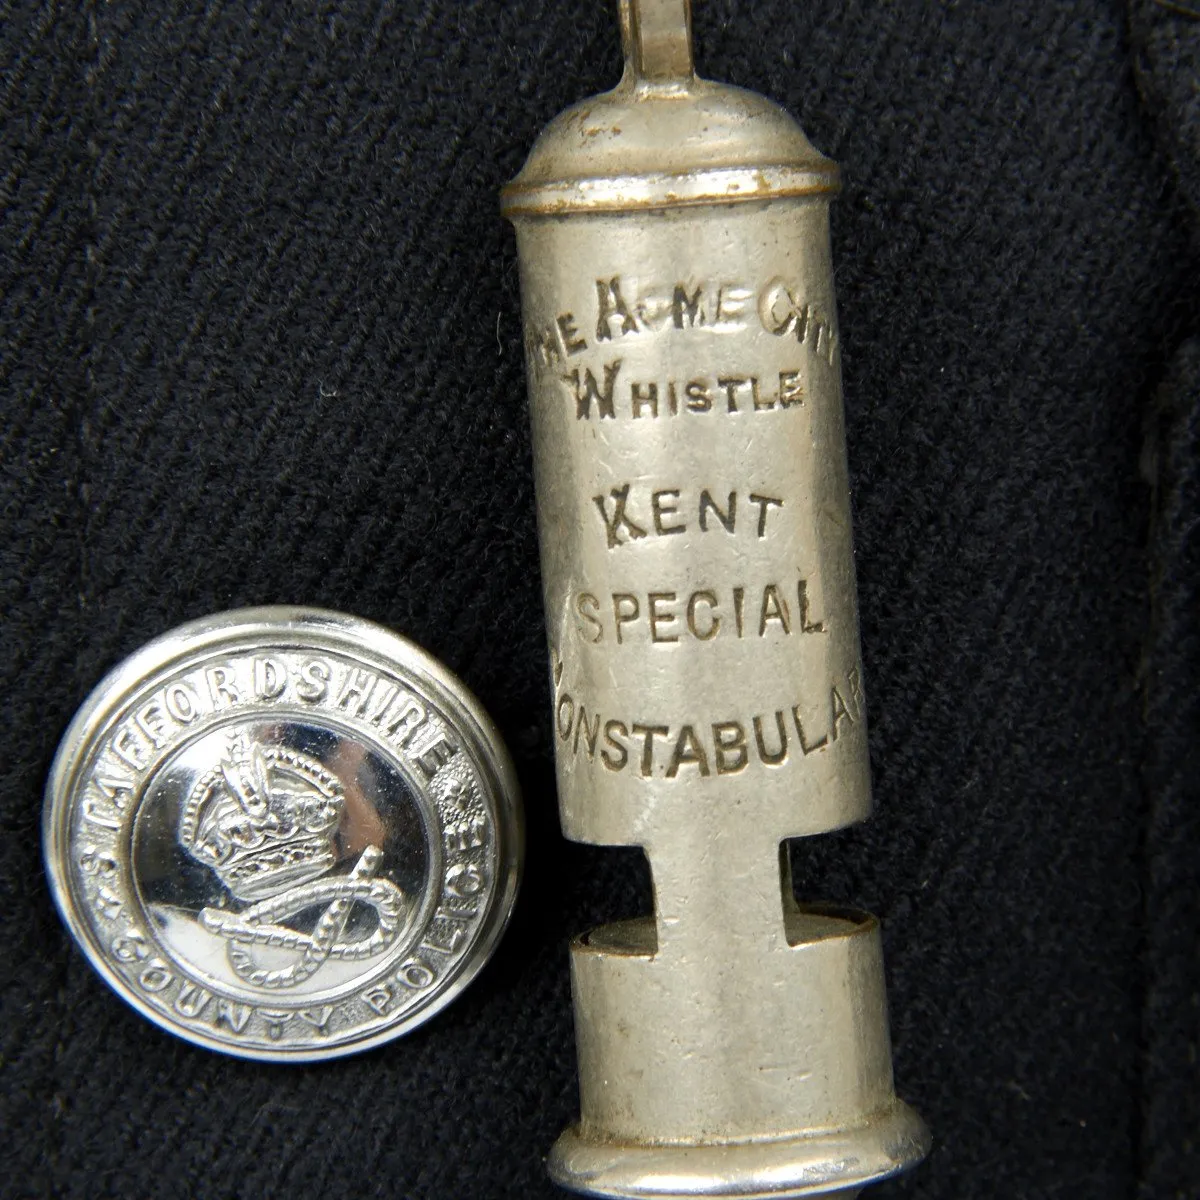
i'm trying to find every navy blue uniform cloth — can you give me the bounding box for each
[2,2,1197,1197]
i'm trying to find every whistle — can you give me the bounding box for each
[503,3,929,1195]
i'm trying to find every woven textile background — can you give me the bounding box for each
[2,1,1197,1197]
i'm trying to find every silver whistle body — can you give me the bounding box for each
[503,3,929,1196]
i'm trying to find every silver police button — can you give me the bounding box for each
[44,607,523,1061]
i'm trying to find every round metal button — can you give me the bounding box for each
[44,607,523,1061]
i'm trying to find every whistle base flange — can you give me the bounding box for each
[547,1099,929,1200]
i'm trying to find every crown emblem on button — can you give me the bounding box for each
[179,733,343,902]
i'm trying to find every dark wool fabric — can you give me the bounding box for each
[2,2,1198,1198]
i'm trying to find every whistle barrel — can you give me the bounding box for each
[503,3,929,1196]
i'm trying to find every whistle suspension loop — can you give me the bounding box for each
[619,0,695,83]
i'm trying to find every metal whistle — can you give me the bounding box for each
[503,2,929,1196]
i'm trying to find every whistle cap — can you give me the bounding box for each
[502,0,838,217]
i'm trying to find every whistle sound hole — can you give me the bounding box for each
[575,845,658,956]
[780,840,871,946]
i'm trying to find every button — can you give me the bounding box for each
[43,607,523,1061]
